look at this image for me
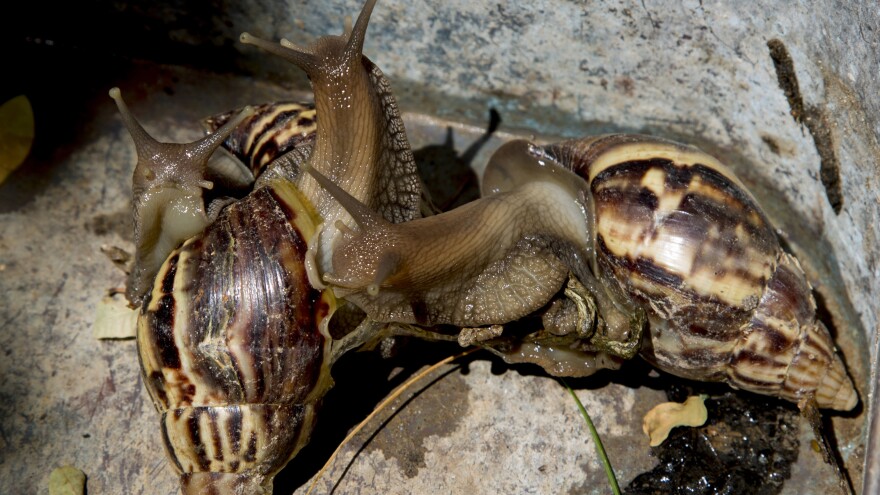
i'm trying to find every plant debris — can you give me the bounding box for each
[642,395,708,447]
[48,465,86,495]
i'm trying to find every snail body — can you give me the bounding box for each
[307,153,594,327]
[110,88,254,306]
[240,0,422,274]
[113,0,424,493]
[308,140,640,376]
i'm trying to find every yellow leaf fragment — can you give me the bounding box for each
[642,394,708,447]
[48,465,86,495]
[93,293,138,339]
[0,95,35,184]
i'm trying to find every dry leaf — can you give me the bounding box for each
[642,395,708,447]
[48,465,86,495]
[93,293,138,339]
[0,95,35,184]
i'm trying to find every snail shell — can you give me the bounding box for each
[137,181,334,494]
[540,134,857,410]
[203,101,317,180]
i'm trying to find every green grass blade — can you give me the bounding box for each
[562,379,621,495]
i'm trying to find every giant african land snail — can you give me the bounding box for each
[312,134,857,411]
[112,0,424,493]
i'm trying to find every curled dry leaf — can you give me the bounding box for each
[642,395,709,447]
[93,292,138,339]
[48,465,86,495]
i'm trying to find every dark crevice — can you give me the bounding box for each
[811,112,844,213]
[767,39,843,214]
[767,40,806,125]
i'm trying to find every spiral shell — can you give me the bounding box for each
[204,101,317,179]
[138,181,334,494]
[542,134,857,410]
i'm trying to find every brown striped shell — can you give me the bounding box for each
[111,91,337,493]
[541,134,857,410]
[204,101,317,180]
[137,181,334,494]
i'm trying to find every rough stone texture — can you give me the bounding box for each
[3,1,878,494]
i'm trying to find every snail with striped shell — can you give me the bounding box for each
[311,134,858,411]
[112,0,423,493]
